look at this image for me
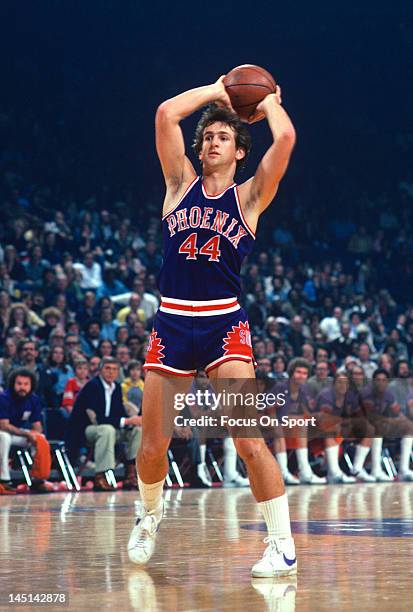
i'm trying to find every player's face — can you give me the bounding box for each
[199,122,245,169]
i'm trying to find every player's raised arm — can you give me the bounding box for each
[238,87,296,215]
[155,77,234,194]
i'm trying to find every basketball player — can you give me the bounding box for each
[128,75,297,577]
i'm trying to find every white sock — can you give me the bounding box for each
[296,447,311,475]
[138,476,164,520]
[325,445,341,477]
[223,437,238,481]
[200,444,207,464]
[352,445,370,474]
[400,437,413,473]
[258,493,292,539]
[276,451,288,476]
[371,438,383,474]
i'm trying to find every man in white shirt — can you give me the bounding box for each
[73,252,102,290]
[320,307,343,342]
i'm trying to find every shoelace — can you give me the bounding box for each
[262,537,281,556]
[133,515,157,549]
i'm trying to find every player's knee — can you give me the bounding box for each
[233,438,265,463]
[139,439,168,464]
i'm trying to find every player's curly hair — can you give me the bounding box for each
[192,105,251,171]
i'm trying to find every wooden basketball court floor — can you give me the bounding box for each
[1,484,412,611]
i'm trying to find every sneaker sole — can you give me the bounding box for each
[251,565,298,578]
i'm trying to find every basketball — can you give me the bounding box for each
[223,64,277,121]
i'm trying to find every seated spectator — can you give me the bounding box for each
[76,291,98,328]
[3,244,26,283]
[38,346,74,408]
[121,360,144,417]
[126,335,144,361]
[256,358,272,378]
[307,361,332,402]
[21,292,46,328]
[377,352,394,374]
[116,293,146,325]
[64,333,82,363]
[98,339,114,358]
[80,319,101,357]
[358,342,377,378]
[116,344,131,382]
[286,316,307,357]
[271,354,288,381]
[42,231,63,265]
[23,245,49,290]
[73,251,102,291]
[61,359,90,414]
[15,339,41,377]
[319,307,343,342]
[96,267,128,300]
[88,356,101,378]
[361,369,413,480]
[7,303,32,337]
[270,358,326,485]
[67,357,141,490]
[0,338,18,391]
[99,306,120,342]
[301,342,315,366]
[130,278,159,321]
[314,372,367,484]
[115,325,130,346]
[36,307,62,343]
[49,328,66,350]
[0,368,52,493]
[330,322,354,361]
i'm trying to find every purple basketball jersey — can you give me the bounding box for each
[158,177,255,300]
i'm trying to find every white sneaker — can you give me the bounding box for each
[251,537,297,578]
[327,471,356,484]
[299,471,327,485]
[223,473,249,487]
[371,469,393,482]
[399,470,413,482]
[352,468,376,483]
[283,471,300,485]
[197,463,212,487]
[127,506,163,565]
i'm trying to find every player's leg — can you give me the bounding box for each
[128,370,192,564]
[208,360,297,577]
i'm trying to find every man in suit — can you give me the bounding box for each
[68,356,141,491]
